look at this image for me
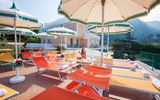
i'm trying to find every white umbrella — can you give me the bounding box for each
[36,32,57,50]
[58,0,159,66]
[0,2,42,84]
[0,27,36,53]
[47,27,76,51]
[88,23,133,56]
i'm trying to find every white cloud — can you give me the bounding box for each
[0,0,12,8]
[140,5,160,22]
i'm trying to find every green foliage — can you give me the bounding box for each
[26,36,40,43]
[0,38,13,49]
[55,45,65,51]
[112,38,160,60]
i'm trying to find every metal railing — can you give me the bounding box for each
[140,52,160,70]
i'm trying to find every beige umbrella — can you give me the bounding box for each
[59,0,159,66]
[88,23,133,56]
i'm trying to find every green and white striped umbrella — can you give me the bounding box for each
[36,32,57,50]
[0,2,42,84]
[59,0,160,66]
[0,27,36,53]
[88,23,133,55]
[88,23,132,34]
[48,27,76,50]
[36,32,57,39]
[47,27,76,36]
[0,27,36,35]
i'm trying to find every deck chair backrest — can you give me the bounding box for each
[21,52,31,59]
[32,57,49,68]
[33,52,42,57]
[0,53,14,63]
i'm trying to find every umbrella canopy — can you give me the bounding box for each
[0,27,36,35]
[0,6,42,29]
[36,32,57,39]
[47,27,76,36]
[88,23,133,34]
[59,0,159,25]
[59,0,160,66]
[48,27,76,50]
[88,23,133,56]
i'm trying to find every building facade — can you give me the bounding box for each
[40,18,100,48]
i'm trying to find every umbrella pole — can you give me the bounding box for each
[61,33,62,52]
[9,18,25,84]
[65,32,67,48]
[14,19,18,59]
[100,0,105,67]
[45,38,47,52]
[19,33,21,54]
[107,27,109,56]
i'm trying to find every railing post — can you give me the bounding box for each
[152,54,154,71]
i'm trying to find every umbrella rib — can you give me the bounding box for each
[70,0,90,18]
[130,0,148,9]
[111,0,125,19]
[85,0,99,22]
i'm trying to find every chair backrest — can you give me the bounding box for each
[32,57,49,68]
[21,52,31,59]
[33,52,42,57]
[0,53,14,63]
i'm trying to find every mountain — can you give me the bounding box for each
[129,19,160,44]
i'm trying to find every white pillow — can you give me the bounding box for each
[133,63,139,68]
[141,70,150,78]
[0,88,8,96]
[152,78,160,90]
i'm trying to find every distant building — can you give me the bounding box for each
[40,18,100,48]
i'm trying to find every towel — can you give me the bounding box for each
[59,64,69,70]
[152,78,160,90]
[133,63,139,68]
[0,88,8,96]
[130,61,134,64]
[141,70,150,78]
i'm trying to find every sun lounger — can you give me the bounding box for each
[112,69,150,80]
[63,53,77,61]
[67,66,111,93]
[95,57,113,65]
[109,60,137,71]
[0,84,19,100]
[32,57,71,80]
[31,86,110,100]
[0,53,22,67]
[65,81,106,98]
[111,76,160,95]
[21,52,32,60]
[32,51,42,57]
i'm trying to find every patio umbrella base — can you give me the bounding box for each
[9,76,25,84]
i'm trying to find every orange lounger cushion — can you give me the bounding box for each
[67,66,111,90]
[65,81,102,98]
[111,76,160,94]
[0,53,14,63]
[0,84,19,100]
[31,86,110,100]
[33,52,42,57]
[21,52,31,59]
[112,69,145,79]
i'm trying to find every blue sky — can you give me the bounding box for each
[0,0,160,23]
